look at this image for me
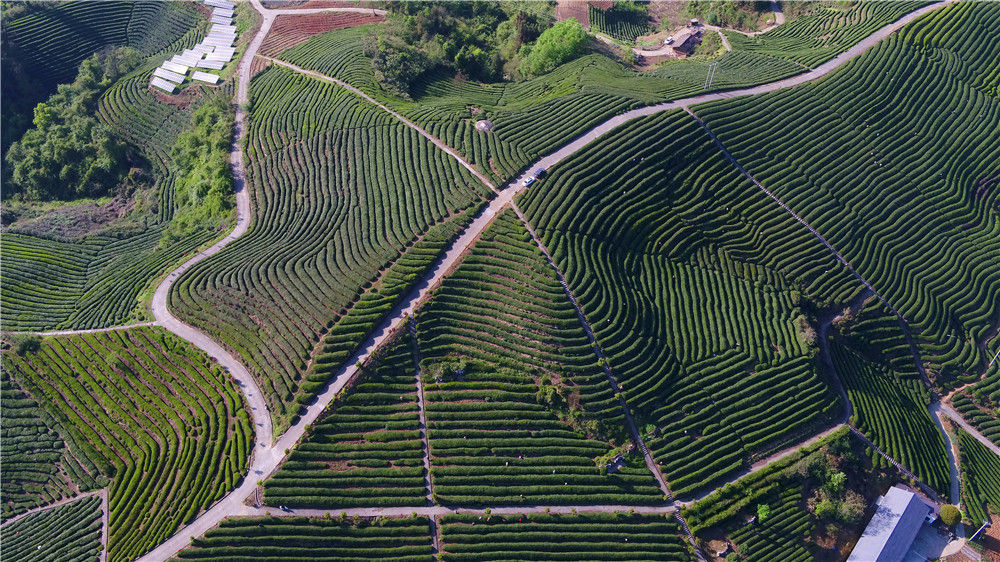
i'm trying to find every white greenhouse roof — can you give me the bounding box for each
[204,38,234,48]
[161,60,190,74]
[204,0,235,10]
[153,67,185,84]
[150,77,177,93]
[192,71,220,84]
[197,59,226,70]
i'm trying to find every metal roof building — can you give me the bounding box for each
[150,77,177,93]
[848,486,933,562]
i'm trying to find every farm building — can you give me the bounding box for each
[847,486,935,561]
[672,29,703,57]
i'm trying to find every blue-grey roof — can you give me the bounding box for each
[848,486,932,562]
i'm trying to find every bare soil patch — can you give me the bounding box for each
[260,12,384,57]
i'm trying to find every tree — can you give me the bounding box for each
[756,503,771,522]
[939,504,961,527]
[837,491,866,525]
[521,18,588,77]
[4,50,140,201]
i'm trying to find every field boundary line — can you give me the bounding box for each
[9,321,159,337]
[509,205,706,561]
[262,56,497,191]
[236,504,678,518]
[0,489,106,530]
[407,319,436,509]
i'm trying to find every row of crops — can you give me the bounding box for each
[416,210,623,433]
[307,205,482,391]
[830,340,951,495]
[0,495,103,562]
[953,390,1000,448]
[1,372,88,521]
[265,333,428,508]
[3,328,252,562]
[438,512,692,561]
[724,1,927,68]
[694,2,1000,389]
[517,109,857,498]
[588,3,652,44]
[2,44,227,332]
[169,512,692,561]
[171,516,434,561]
[414,210,661,506]
[682,429,850,560]
[169,66,490,433]
[957,429,1000,526]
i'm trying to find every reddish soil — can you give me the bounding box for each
[260,12,384,57]
[262,0,361,8]
[150,84,204,109]
[250,56,272,78]
[556,0,591,27]
[981,515,1000,562]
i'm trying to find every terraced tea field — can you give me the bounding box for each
[0,494,104,562]
[831,341,951,494]
[958,429,1000,526]
[724,1,927,68]
[171,516,434,561]
[4,2,999,561]
[695,1,1000,387]
[517,109,853,497]
[439,512,692,561]
[3,328,252,562]
[589,4,652,43]
[170,65,489,433]
[264,332,428,508]
[417,209,622,431]
[1,370,82,521]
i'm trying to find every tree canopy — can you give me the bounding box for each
[161,96,235,245]
[521,18,589,77]
[4,49,140,201]
[367,1,553,97]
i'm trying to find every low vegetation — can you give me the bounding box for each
[697,2,1000,388]
[0,495,103,562]
[161,97,235,245]
[172,515,434,561]
[3,328,252,562]
[439,512,692,561]
[264,333,427,508]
